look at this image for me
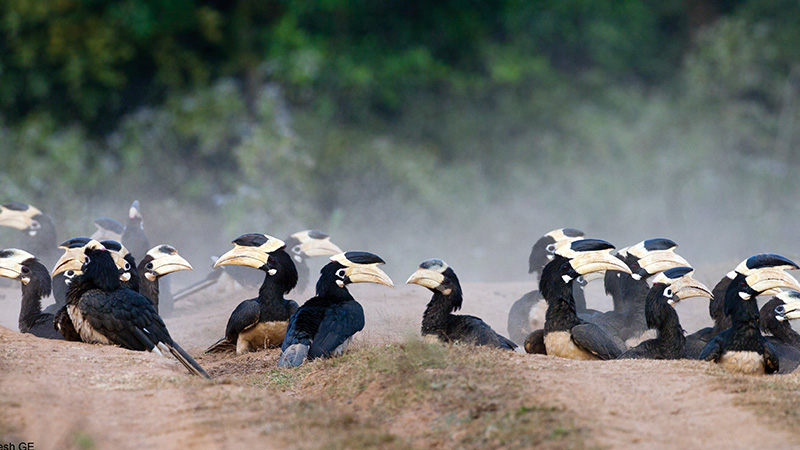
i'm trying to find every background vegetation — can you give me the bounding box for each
[2,0,799,280]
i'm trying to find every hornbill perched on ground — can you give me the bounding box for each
[407,259,518,350]
[758,291,800,373]
[173,230,342,302]
[507,228,586,345]
[0,248,63,339]
[586,238,692,346]
[64,240,209,378]
[278,251,393,367]
[698,254,800,374]
[205,233,300,354]
[538,239,632,360]
[618,267,712,359]
[137,244,193,314]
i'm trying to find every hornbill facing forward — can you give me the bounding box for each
[278,251,393,367]
[758,291,800,373]
[407,259,517,350]
[205,233,299,354]
[507,228,586,345]
[540,239,632,360]
[65,240,210,378]
[0,249,63,339]
[698,254,800,374]
[618,267,712,359]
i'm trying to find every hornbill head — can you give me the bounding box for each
[100,240,136,282]
[139,245,192,282]
[624,238,691,280]
[128,200,143,227]
[91,217,124,242]
[80,240,122,291]
[724,254,800,316]
[325,251,394,289]
[0,202,50,238]
[285,230,343,263]
[528,228,585,275]
[214,233,297,292]
[650,266,712,307]
[406,258,463,298]
[771,291,800,322]
[541,239,631,299]
[52,237,93,278]
[0,248,50,298]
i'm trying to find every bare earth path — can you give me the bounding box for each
[0,281,796,449]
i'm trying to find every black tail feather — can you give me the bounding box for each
[164,342,211,379]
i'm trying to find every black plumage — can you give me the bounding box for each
[46,236,93,315]
[278,251,393,367]
[407,259,517,350]
[540,239,632,360]
[65,242,209,378]
[206,234,299,354]
[618,267,711,360]
[698,254,800,374]
[759,294,800,374]
[506,228,586,346]
[0,249,63,340]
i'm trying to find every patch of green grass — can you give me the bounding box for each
[73,431,95,450]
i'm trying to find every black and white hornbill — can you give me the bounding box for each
[407,259,517,350]
[173,230,341,303]
[618,267,712,359]
[137,244,193,314]
[0,202,59,269]
[205,233,300,354]
[698,254,800,374]
[586,238,692,346]
[540,239,632,360]
[0,248,63,339]
[65,240,210,378]
[278,251,393,367]
[120,200,150,262]
[507,228,586,345]
[46,237,93,315]
[758,291,800,374]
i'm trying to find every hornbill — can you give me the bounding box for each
[46,236,93,315]
[0,202,58,269]
[65,240,210,378]
[120,200,150,262]
[585,238,692,346]
[407,258,517,350]
[758,291,800,374]
[278,251,393,367]
[173,229,341,301]
[698,254,800,374]
[91,217,124,242]
[137,244,193,314]
[507,228,586,345]
[0,248,63,339]
[618,267,712,359]
[540,239,632,360]
[205,233,299,354]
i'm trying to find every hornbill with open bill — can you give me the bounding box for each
[698,254,800,374]
[278,251,393,367]
[407,258,517,350]
[205,233,299,354]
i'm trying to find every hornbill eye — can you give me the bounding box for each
[663,287,673,298]
[561,263,570,271]
[124,262,131,271]
[292,245,302,255]
[21,266,30,274]
[65,270,76,278]
[336,268,347,279]
[145,262,153,270]
[546,244,556,253]
[30,221,41,230]
[630,262,639,272]
[776,305,786,314]
[740,281,747,288]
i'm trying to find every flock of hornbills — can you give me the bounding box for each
[2,201,800,378]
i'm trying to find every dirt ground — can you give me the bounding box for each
[0,276,798,449]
